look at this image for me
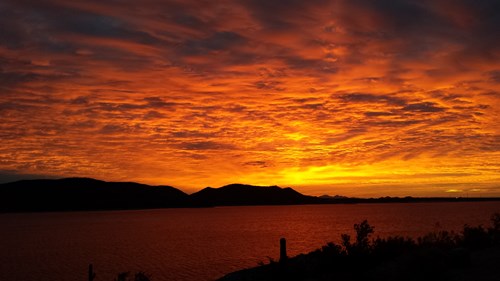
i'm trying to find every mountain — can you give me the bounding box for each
[190,183,319,206]
[2,178,498,212]
[0,177,189,212]
[0,179,318,212]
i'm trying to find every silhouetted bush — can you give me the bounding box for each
[341,219,374,256]
[321,242,342,257]
[354,220,374,248]
[489,213,500,244]
[462,224,490,249]
[372,236,416,259]
[417,229,458,249]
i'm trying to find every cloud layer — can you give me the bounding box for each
[1,0,499,196]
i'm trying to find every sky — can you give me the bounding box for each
[0,0,499,196]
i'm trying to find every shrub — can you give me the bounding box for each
[372,236,416,259]
[417,230,458,249]
[354,220,374,249]
[489,213,500,244]
[462,224,490,249]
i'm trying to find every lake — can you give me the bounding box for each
[1,202,499,281]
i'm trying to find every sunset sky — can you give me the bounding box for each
[1,0,499,196]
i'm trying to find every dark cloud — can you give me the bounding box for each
[0,170,58,184]
[180,31,247,55]
[95,102,145,112]
[99,124,125,134]
[487,70,500,83]
[323,128,367,145]
[254,80,284,91]
[61,13,160,45]
[243,161,268,168]
[171,13,205,29]
[69,96,89,106]
[364,111,395,117]
[338,93,407,106]
[402,102,445,113]
[179,141,236,150]
[241,0,321,30]
[479,135,500,152]
[332,0,500,64]
[0,101,45,113]
[0,71,44,87]
[275,54,339,74]
[3,1,162,47]
[98,123,143,134]
[299,103,325,110]
[339,0,435,32]
[144,97,179,109]
[171,131,218,138]
[366,119,423,128]
[143,110,165,120]
[70,120,98,129]
[0,9,31,49]
[76,45,159,71]
[80,98,180,115]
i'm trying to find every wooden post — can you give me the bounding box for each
[88,264,96,281]
[279,238,287,263]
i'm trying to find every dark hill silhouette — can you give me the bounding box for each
[190,183,320,206]
[0,177,189,212]
[1,178,499,212]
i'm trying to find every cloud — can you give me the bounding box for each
[338,93,407,106]
[487,70,500,83]
[171,130,218,138]
[0,170,58,184]
[0,0,498,195]
[243,161,268,168]
[402,102,445,113]
[181,31,247,55]
[254,80,284,91]
[241,0,325,30]
[178,141,236,151]
[364,111,394,117]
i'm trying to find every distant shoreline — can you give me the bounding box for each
[1,197,500,214]
[1,177,499,213]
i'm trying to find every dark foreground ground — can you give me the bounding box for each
[218,214,500,281]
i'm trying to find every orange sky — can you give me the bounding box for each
[1,0,499,196]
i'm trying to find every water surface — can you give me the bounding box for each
[1,202,499,281]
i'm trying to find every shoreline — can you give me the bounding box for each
[2,197,500,214]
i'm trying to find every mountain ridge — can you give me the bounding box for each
[190,183,318,206]
[1,177,499,212]
[0,178,316,212]
[0,177,189,212]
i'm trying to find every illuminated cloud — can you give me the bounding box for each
[0,0,498,196]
